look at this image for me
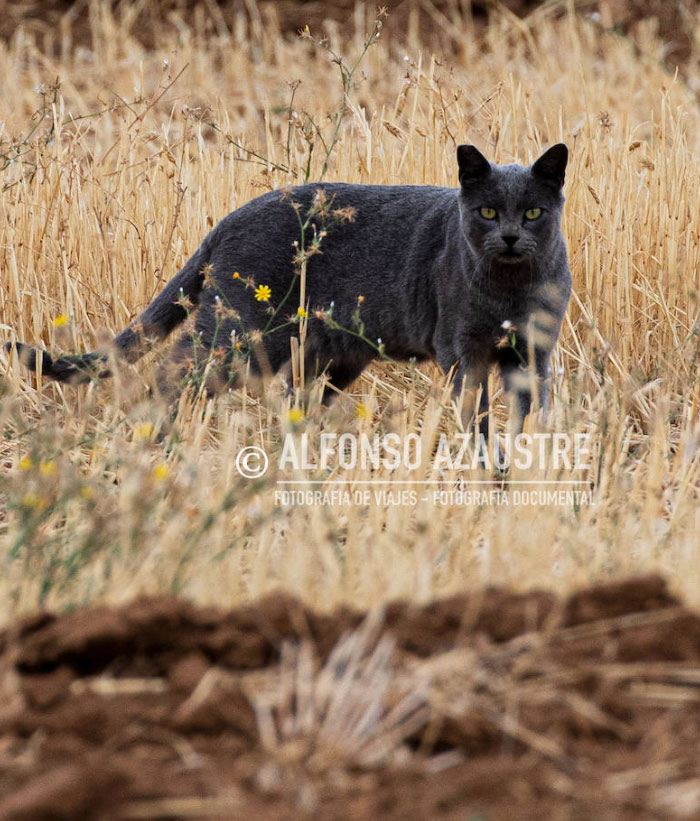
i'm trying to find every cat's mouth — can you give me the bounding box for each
[496,250,526,264]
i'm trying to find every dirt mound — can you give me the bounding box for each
[1,576,700,818]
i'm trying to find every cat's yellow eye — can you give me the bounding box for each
[480,207,497,220]
[524,208,542,220]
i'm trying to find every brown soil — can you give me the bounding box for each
[1,576,700,818]
[2,1,698,69]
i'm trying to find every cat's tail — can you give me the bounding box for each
[5,240,211,385]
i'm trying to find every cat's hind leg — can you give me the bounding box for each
[276,352,367,405]
[321,355,370,404]
[155,330,239,401]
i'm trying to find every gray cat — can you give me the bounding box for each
[6,144,571,434]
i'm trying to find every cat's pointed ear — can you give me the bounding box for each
[457,145,491,187]
[532,143,568,188]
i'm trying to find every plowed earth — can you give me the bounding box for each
[1,577,700,818]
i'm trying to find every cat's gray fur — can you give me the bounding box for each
[6,144,571,433]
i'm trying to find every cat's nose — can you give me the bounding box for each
[502,234,519,248]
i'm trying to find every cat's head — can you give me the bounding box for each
[456,143,568,265]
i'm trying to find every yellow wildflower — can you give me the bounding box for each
[39,461,56,476]
[19,456,33,470]
[233,271,240,279]
[297,306,308,318]
[152,464,170,481]
[134,422,154,441]
[81,486,94,500]
[288,407,305,424]
[357,295,365,304]
[255,284,271,302]
[52,313,69,327]
[356,402,370,420]
[22,493,41,509]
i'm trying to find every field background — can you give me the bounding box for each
[2,0,700,620]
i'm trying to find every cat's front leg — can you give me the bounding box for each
[498,287,568,432]
[498,340,551,433]
[440,355,491,440]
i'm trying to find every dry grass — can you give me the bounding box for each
[1,3,700,620]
